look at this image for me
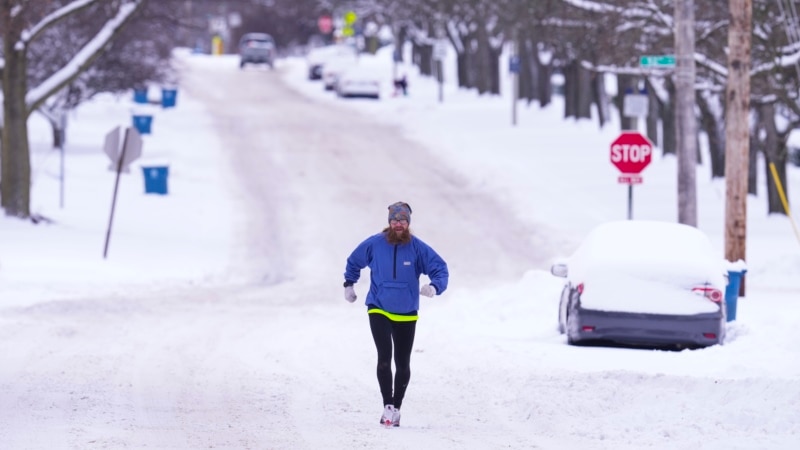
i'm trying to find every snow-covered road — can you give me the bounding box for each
[1,56,797,449]
[0,60,556,448]
[179,57,552,291]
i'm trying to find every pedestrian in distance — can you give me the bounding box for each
[393,74,408,96]
[343,201,449,427]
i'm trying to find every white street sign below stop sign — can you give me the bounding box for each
[610,131,653,174]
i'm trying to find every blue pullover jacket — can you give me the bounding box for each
[344,232,449,314]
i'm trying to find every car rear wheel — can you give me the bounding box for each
[565,302,581,345]
[566,325,578,345]
[557,287,569,334]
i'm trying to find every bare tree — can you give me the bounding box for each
[32,1,180,148]
[1,0,148,219]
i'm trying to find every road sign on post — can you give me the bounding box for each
[342,10,357,37]
[610,131,653,175]
[103,126,143,258]
[509,55,520,74]
[611,131,654,221]
[433,40,447,61]
[318,15,332,34]
[639,55,676,67]
[104,126,142,173]
[623,93,649,118]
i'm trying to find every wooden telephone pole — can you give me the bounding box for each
[675,0,698,227]
[724,0,752,280]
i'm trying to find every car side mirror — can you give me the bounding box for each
[550,263,568,278]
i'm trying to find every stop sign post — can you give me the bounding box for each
[610,131,654,219]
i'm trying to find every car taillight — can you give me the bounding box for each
[576,283,584,294]
[692,286,723,303]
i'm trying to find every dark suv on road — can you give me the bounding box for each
[239,33,275,68]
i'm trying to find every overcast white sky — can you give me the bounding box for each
[0,44,798,448]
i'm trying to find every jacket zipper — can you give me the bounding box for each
[393,245,398,279]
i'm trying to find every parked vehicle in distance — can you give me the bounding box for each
[321,51,358,91]
[335,54,384,99]
[306,44,357,80]
[239,33,275,69]
[550,220,727,349]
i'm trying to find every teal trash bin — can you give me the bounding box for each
[133,88,148,104]
[142,166,169,195]
[725,270,747,322]
[133,114,153,134]
[162,88,178,108]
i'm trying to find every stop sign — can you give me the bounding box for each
[610,131,653,174]
[318,15,333,34]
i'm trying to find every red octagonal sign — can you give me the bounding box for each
[610,131,653,174]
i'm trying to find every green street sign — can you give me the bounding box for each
[640,55,676,67]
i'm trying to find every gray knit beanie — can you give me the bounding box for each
[387,202,412,223]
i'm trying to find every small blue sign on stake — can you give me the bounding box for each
[132,115,153,135]
[509,56,521,74]
[161,88,178,108]
[133,88,148,104]
[142,166,169,195]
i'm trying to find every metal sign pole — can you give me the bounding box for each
[628,185,633,220]
[59,141,65,208]
[59,112,67,208]
[438,59,444,103]
[621,87,650,220]
[510,31,519,127]
[628,117,637,219]
[512,59,518,126]
[103,128,129,259]
[433,38,446,103]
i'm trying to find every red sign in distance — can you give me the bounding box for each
[610,131,653,174]
[318,15,333,34]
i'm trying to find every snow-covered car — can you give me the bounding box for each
[550,220,727,348]
[239,33,275,69]
[335,55,384,99]
[321,54,358,91]
[306,44,357,80]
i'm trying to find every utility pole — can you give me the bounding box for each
[724,0,752,287]
[675,0,698,227]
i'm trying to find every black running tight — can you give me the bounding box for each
[368,313,416,410]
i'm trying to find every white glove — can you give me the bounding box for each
[344,285,357,303]
[420,284,436,297]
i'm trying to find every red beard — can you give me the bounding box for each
[383,226,411,245]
